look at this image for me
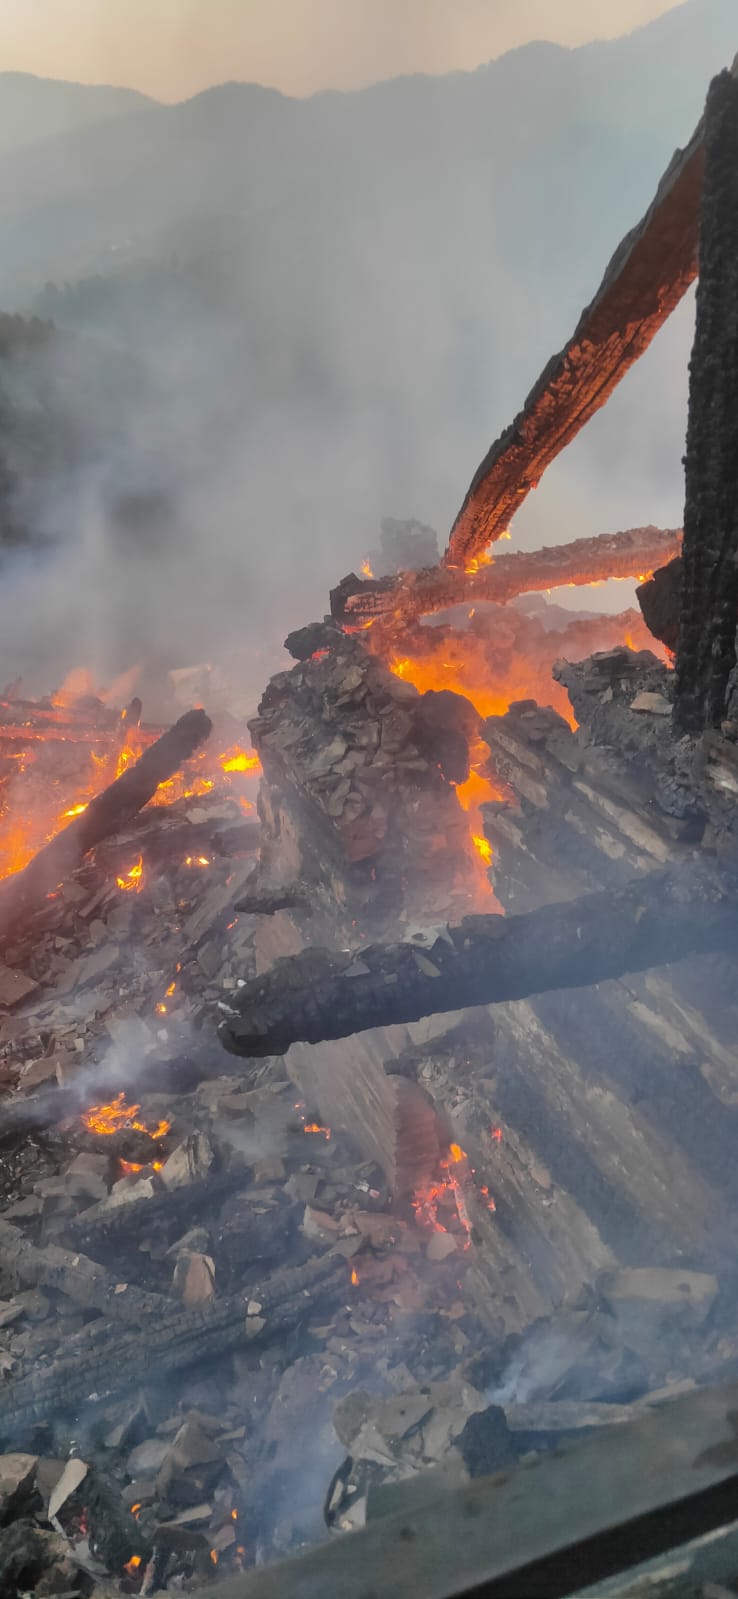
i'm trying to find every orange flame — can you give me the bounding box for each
[116,855,143,893]
[219,748,261,775]
[361,558,375,579]
[303,1122,331,1140]
[124,1555,142,1574]
[82,1091,170,1141]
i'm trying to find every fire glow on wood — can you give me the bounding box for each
[411,1141,490,1243]
[82,1091,170,1142]
[0,680,261,884]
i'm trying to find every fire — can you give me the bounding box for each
[350,1267,360,1286]
[63,802,88,818]
[412,1141,490,1244]
[82,1092,170,1142]
[386,631,577,727]
[471,834,493,865]
[361,558,375,578]
[115,744,139,778]
[219,747,261,775]
[210,1550,218,1566]
[464,552,494,576]
[116,856,143,892]
[303,1122,331,1140]
[185,854,211,867]
[124,1554,142,1574]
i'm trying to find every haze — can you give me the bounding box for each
[2,0,679,100]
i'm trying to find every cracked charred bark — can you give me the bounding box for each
[675,70,738,733]
[0,1254,343,1444]
[442,80,718,567]
[218,862,738,1056]
[331,526,682,629]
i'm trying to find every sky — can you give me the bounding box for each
[1,0,681,101]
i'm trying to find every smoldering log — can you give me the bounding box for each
[675,69,738,732]
[0,1253,344,1444]
[0,707,212,940]
[0,1219,166,1326]
[444,62,738,569]
[331,526,682,629]
[218,861,738,1056]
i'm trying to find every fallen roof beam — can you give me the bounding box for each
[444,62,738,569]
[331,525,681,628]
[219,858,738,1057]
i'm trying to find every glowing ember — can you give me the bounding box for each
[116,856,143,893]
[210,1550,219,1566]
[63,802,88,818]
[303,1122,331,1140]
[412,1141,488,1245]
[115,743,139,778]
[350,1267,360,1286]
[219,748,261,774]
[82,1092,170,1142]
[185,854,211,867]
[124,1555,142,1574]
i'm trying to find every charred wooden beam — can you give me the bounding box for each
[331,527,682,628]
[218,860,738,1056]
[0,1219,166,1326]
[0,1253,344,1443]
[443,65,738,568]
[0,708,212,942]
[675,69,738,732]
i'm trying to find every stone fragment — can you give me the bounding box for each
[160,1132,214,1191]
[172,1251,216,1306]
[127,1437,171,1476]
[302,1205,340,1243]
[0,1453,37,1518]
[48,1456,88,1521]
[0,964,38,1009]
[602,1267,717,1329]
[426,1231,458,1261]
[630,691,672,715]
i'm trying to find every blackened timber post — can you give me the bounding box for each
[675,67,738,732]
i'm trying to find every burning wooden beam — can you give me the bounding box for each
[675,68,738,732]
[219,860,738,1056]
[0,707,212,942]
[330,526,682,628]
[443,61,738,569]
